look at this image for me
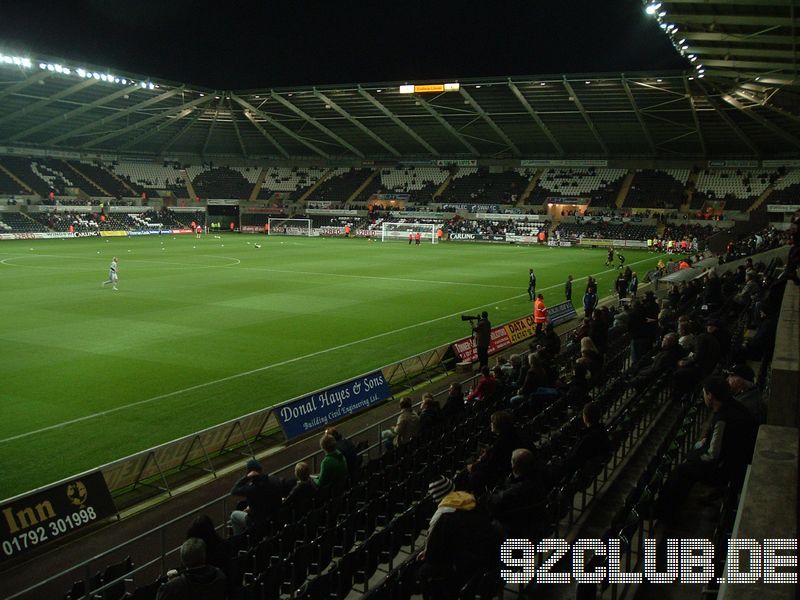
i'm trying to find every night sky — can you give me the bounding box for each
[0,0,685,89]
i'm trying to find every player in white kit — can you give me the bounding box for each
[102,256,118,290]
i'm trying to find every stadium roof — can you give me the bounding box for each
[0,0,799,163]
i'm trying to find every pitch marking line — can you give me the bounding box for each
[0,255,661,444]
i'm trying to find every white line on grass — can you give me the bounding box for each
[0,254,661,444]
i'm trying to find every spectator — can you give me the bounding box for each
[466,411,528,492]
[725,365,765,423]
[673,324,721,401]
[510,353,547,409]
[442,382,465,419]
[382,397,421,447]
[562,402,612,473]
[580,337,603,375]
[283,462,317,514]
[325,427,360,481]
[466,366,497,403]
[157,538,227,600]
[229,459,282,536]
[418,393,443,435]
[541,323,561,357]
[314,434,348,492]
[630,333,683,390]
[488,448,547,538]
[583,287,598,319]
[657,377,757,523]
[185,516,231,589]
[705,317,730,357]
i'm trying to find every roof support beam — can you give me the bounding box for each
[116,96,217,151]
[720,93,800,149]
[240,109,290,159]
[668,14,800,27]
[459,88,520,156]
[0,70,52,103]
[227,96,248,158]
[621,75,656,156]
[231,94,329,159]
[270,91,364,158]
[562,77,608,155]
[414,96,479,155]
[314,89,400,157]
[87,92,214,149]
[0,79,96,129]
[8,84,140,142]
[687,47,799,60]
[679,32,795,45]
[47,87,183,145]
[357,87,439,155]
[666,0,794,5]
[507,80,564,156]
[158,105,208,155]
[201,96,223,156]
[695,79,760,157]
[683,74,705,158]
[700,58,798,71]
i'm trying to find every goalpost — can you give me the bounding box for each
[381,222,439,243]
[268,218,313,237]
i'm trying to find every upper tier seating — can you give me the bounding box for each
[353,166,450,205]
[188,167,254,200]
[71,161,132,198]
[625,169,689,209]
[258,166,328,202]
[109,162,188,196]
[308,168,372,206]
[766,169,800,207]
[528,168,627,206]
[0,164,29,195]
[436,167,531,205]
[692,168,780,211]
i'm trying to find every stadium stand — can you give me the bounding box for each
[307,167,371,207]
[1,156,53,197]
[768,168,800,207]
[71,160,133,198]
[0,164,30,195]
[189,166,255,200]
[554,220,657,241]
[353,166,451,206]
[109,161,188,196]
[258,166,328,202]
[624,168,690,209]
[528,167,628,206]
[436,167,531,206]
[692,167,782,211]
[0,211,48,232]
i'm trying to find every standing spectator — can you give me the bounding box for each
[534,293,548,335]
[283,462,317,514]
[473,311,491,369]
[229,459,282,536]
[628,272,639,297]
[583,287,598,320]
[314,434,348,492]
[157,538,227,600]
[565,275,574,302]
[615,273,628,301]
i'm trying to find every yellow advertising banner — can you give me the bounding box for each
[99,231,128,238]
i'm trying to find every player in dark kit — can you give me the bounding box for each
[528,268,536,301]
[618,253,626,270]
[605,247,614,266]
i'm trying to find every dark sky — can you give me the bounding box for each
[0,0,685,89]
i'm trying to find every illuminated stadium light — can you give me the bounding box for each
[645,3,661,15]
[698,74,704,78]
[376,89,382,93]
[659,23,667,29]
[540,82,546,86]
[678,38,686,44]
[682,45,689,50]
[688,55,697,61]
[658,11,667,17]
[0,53,32,68]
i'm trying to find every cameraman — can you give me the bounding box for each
[473,311,491,369]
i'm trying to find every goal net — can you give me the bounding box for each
[381,222,439,243]
[268,218,312,237]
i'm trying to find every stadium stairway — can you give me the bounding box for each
[432,168,455,201]
[183,168,197,201]
[249,167,268,202]
[108,167,139,197]
[615,171,635,209]
[681,170,698,214]
[746,183,775,214]
[61,160,110,197]
[518,169,542,206]
[345,169,379,208]
[296,168,334,206]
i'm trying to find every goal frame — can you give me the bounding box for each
[380,222,438,244]
[268,218,313,237]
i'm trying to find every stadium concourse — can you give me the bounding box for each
[2,0,800,597]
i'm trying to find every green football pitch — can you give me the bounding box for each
[0,234,665,499]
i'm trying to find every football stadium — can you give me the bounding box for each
[0,1,798,599]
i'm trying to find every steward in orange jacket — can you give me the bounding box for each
[534,294,548,335]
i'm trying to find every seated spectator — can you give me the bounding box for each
[418,487,502,598]
[564,361,592,409]
[540,323,561,357]
[631,332,683,390]
[725,365,765,423]
[705,317,730,357]
[738,308,778,361]
[657,377,758,523]
[442,382,465,419]
[325,427,360,481]
[466,411,528,492]
[157,538,227,600]
[283,462,317,513]
[488,449,547,538]
[382,397,421,447]
[185,516,231,589]
[562,402,612,473]
[673,321,721,401]
[418,393,443,435]
[314,434,348,492]
[580,337,603,375]
[509,354,547,409]
[466,366,497,403]
[229,459,282,536]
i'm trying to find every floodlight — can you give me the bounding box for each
[698,74,704,78]
[92,72,100,79]
[148,82,154,90]
[121,78,127,84]
[39,63,46,69]
[658,11,667,17]
[140,82,147,88]
[645,3,661,15]
[660,23,667,30]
